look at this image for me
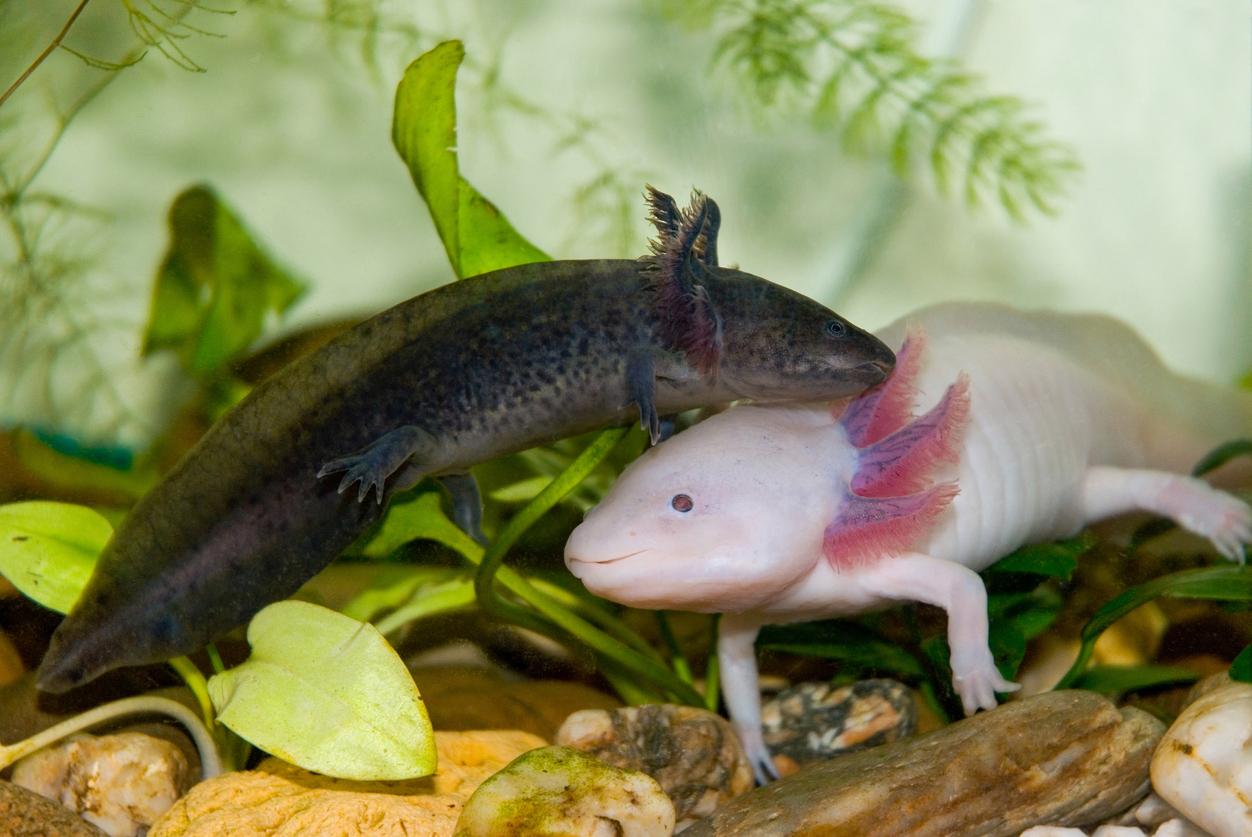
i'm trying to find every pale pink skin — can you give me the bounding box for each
[565,302,1252,782]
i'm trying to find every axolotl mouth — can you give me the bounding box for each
[564,549,648,579]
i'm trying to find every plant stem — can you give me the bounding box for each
[168,655,214,730]
[704,615,721,712]
[0,0,94,110]
[656,612,694,685]
[0,695,221,778]
[472,427,704,705]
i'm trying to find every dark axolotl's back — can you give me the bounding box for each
[36,189,894,693]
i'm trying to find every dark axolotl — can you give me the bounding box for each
[37,188,894,693]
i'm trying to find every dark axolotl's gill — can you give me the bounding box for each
[36,188,895,693]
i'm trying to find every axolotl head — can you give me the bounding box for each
[565,327,973,613]
[564,406,851,613]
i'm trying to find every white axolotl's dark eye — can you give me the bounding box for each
[670,494,694,513]
[824,318,847,338]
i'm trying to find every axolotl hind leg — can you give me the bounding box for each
[317,425,438,505]
[1080,466,1252,563]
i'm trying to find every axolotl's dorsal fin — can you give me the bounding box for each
[640,186,723,377]
[824,325,970,570]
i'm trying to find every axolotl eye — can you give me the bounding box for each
[824,318,847,338]
[670,494,694,513]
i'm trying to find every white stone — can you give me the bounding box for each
[12,731,190,837]
[1151,674,1252,837]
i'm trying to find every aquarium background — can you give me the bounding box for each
[0,0,1247,448]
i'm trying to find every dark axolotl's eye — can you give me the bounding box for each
[824,319,847,338]
[671,494,694,513]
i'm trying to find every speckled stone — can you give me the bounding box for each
[556,704,752,828]
[761,679,915,773]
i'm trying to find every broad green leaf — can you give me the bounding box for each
[392,41,548,278]
[1057,565,1252,689]
[0,502,111,613]
[1072,664,1199,697]
[207,601,435,780]
[983,534,1092,580]
[143,185,306,377]
[353,489,480,561]
[1231,645,1252,682]
[987,587,1063,678]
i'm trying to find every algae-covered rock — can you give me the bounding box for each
[0,779,106,836]
[149,729,546,837]
[455,745,675,837]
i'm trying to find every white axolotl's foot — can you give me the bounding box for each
[1082,468,1252,564]
[951,645,1021,715]
[735,721,780,785]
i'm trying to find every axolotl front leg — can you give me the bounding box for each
[718,555,1020,785]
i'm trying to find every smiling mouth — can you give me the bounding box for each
[567,549,647,567]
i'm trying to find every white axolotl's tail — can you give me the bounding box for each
[875,301,1252,480]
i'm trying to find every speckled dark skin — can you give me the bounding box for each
[37,256,892,693]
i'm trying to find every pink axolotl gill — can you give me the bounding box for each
[564,302,1252,782]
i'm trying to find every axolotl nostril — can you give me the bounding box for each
[36,188,894,695]
[564,301,1252,783]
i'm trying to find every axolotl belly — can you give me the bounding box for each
[36,189,894,694]
[565,301,1252,781]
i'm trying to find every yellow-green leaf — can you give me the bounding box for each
[207,601,435,780]
[0,502,111,613]
[353,489,480,561]
[392,40,549,278]
[143,185,307,377]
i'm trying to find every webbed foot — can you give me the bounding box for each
[317,425,432,505]
[737,723,781,785]
[951,647,1020,715]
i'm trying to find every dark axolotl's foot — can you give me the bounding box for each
[317,425,434,505]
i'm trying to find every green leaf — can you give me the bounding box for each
[1072,664,1200,697]
[207,601,435,780]
[392,41,549,278]
[758,620,925,678]
[0,502,111,614]
[1231,645,1252,683]
[983,534,1092,579]
[1057,565,1252,689]
[353,488,480,561]
[143,185,306,377]
[488,475,553,504]
[338,565,464,622]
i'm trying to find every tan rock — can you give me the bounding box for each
[1150,673,1252,837]
[556,704,751,828]
[12,731,190,837]
[455,745,675,836]
[0,779,106,836]
[683,690,1163,837]
[149,729,546,837]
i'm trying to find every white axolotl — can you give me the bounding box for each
[564,301,1252,782]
